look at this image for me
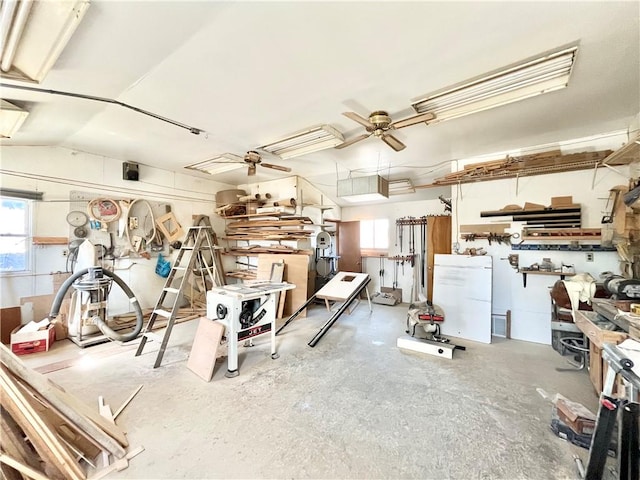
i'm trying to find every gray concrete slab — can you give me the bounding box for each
[24,302,599,479]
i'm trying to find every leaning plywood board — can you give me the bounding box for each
[433,254,492,344]
[315,272,369,301]
[257,254,309,317]
[20,294,55,323]
[187,318,225,382]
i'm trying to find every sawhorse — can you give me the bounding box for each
[277,274,371,347]
[580,342,639,480]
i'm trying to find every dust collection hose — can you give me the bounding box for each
[49,267,144,342]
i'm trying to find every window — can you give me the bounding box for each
[360,219,389,251]
[0,197,30,272]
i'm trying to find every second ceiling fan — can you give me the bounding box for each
[337,110,435,151]
[242,151,291,176]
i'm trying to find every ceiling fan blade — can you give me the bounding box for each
[381,134,406,152]
[335,133,371,149]
[343,111,374,128]
[390,112,436,129]
[261,163,292,173]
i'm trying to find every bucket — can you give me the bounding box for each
[215,189,246,206]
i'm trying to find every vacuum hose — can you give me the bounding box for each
[49,268,144,342]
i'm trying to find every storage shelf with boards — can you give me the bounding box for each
[517,269,574,288]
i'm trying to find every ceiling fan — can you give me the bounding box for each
[336,110,436,151]
[242,151,291,176]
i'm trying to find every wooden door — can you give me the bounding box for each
[336,221,361,273]
[426,216,451,301]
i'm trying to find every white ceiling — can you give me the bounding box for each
[1,1,639,205]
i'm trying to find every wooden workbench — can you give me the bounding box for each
[574,310,628,394]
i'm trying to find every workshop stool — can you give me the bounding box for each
[557,337,589,371]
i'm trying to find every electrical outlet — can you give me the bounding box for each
[62,249,68,257]
[586,252,594,262]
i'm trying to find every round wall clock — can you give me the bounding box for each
[66,210,89,227]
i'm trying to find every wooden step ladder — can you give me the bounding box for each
[135,225,223,368]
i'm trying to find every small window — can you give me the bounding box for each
[360,219,389,252]
[0,197,30,272]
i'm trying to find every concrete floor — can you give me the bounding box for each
[23,302,601,479]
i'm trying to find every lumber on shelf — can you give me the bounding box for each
[418,149,614,187]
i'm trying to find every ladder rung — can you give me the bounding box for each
[142,332,162,342]
[153,309,173,318]
[163,287,180,294]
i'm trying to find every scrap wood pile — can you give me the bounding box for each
[0,344,143,480]
[431,149,613,186]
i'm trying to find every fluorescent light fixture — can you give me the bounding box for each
[0,0,90,83]
[185,153,244,175]
[388,179,415,195]
[337,175,389,203]
[258,124,344,159]
[411,44,578,122]
[0,99,29,137]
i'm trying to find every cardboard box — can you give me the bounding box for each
[11,323,56,355]
[551,196,573,207]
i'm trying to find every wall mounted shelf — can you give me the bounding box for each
[518,269,574,287]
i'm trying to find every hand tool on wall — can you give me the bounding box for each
[601,188,620,223]
[393,259,398,289]
[420,219,426,288]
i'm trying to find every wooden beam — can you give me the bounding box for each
[0,453,50,480]
[0,367,85,480]
[0,344,127,458]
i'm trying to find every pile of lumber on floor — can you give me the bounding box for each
[0,344,143,480]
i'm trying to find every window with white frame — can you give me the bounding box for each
[360,219,389,251]
[0,196,31,272]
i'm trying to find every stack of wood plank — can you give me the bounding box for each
[226,244,313,256]
[480,204,582,229]
[429,149,613,186]
[224,217,314,241]
[0,344,142,480]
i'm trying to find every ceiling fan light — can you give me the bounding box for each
[411,44,578,122]
[258,124,344,159]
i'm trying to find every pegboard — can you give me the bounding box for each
[68,191,172,262]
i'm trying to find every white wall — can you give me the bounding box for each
[342,198,449,302]
[452,167,628,344]
[0,146,233,313]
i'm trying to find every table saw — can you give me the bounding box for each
[206,281,295,378]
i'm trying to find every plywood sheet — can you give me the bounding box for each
[257,254,309,317]
[315,272,369,301]
[187,318,224,382]
[433,254,492,344]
